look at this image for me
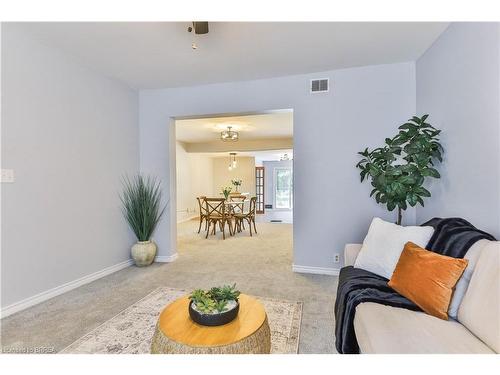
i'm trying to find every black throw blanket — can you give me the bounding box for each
[421,217,495,257]
[334,217,496,354]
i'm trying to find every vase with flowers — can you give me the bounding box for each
[221,186,232,200]
[231,179,242,193]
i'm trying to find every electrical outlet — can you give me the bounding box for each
[334,254,340,263]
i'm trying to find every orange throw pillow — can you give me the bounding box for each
[388,241,468,320]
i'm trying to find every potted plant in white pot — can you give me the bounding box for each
[120,175,166,266]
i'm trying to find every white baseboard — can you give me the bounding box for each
[177,215,198,224]
[1,258,134,319]
[292,264,340,276]
[155,253,178,263]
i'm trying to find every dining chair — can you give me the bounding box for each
[196,196,208,234]
[204,198,233,240]
[234,197,257,236]
[229,195,246,214]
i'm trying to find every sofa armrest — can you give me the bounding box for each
[344,243,363,267]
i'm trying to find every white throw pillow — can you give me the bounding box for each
[354,217,435,279]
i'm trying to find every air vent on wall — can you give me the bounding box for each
[310,78,329,93]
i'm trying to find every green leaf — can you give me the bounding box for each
[398,123,417,131]
[360,170,367,182]
[416,196,425,206]
[415,187,431,197]
[399,175,416,185]
[407,193,418,207]
[421,168,440,178]
[356,159,367,168]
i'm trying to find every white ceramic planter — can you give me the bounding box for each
[131,240,157,267]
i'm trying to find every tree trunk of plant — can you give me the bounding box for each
[396,207,402,225]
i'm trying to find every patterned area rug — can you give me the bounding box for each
[60,287,302,354]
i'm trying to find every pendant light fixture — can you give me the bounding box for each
[228,152,237,171]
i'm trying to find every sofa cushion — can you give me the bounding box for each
[344,243,363,267]
[354,302,494,353]
[448,239,488,319]
[388,242,468,320]
[354,217,434,279]
[458,241,500,353]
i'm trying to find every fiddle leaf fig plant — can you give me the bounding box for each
[356,114,444,225]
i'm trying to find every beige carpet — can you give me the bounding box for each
[60,287,302,354]
[2,221,337,354]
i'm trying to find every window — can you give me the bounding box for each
[274,168,293,209]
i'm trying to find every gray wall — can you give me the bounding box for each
[416,23,500,237]
[263,159,293,209]
[1,26,139,308]
[140,62,416,269]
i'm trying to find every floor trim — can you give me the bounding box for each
[177,215,198,224]
[292,264,340,276]
[0,259,134,319]
[155,253,178,263]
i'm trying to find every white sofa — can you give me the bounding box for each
[344,240,500,354]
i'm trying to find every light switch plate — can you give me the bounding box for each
[1,169,15,183]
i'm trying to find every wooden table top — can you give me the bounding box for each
[157,294,267,347]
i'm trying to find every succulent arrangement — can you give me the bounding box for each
[189,284,241,314]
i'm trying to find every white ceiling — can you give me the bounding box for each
[16,22,448,89]
[176,111,293,143]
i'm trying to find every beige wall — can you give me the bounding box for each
[213,156,256,197]
[176,142,213,222]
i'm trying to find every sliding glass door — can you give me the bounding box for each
[274,168,293,209]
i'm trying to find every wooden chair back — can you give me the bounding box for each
[196,196,208,216]
[248,197,257,217]
[229,195,246,214]
[204,198,226,217]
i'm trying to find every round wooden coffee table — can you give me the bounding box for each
[150,294,271,354]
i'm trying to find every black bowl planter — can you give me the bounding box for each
[188,300,240,326]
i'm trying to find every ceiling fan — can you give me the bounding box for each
[187,22,209,35]
[187,22,209,50]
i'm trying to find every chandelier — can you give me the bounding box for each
[220,126,239,142]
